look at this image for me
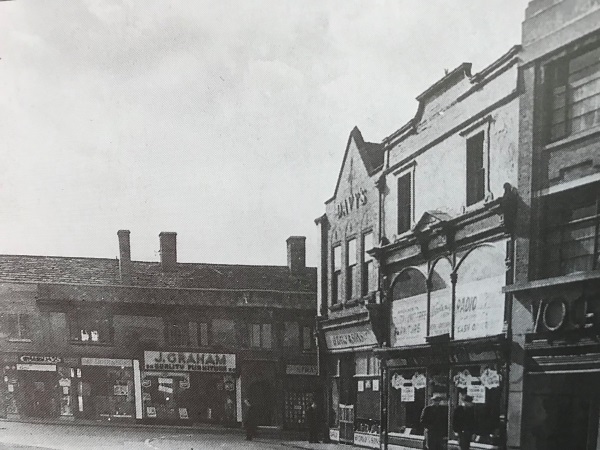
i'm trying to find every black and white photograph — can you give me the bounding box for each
[0,0,599,449]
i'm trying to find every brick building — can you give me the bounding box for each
[505,1,600,449]
[0,231,317,429]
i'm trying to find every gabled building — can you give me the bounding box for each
[0,231,317,430]
[505,1,600,448]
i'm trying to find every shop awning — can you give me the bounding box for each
[528,352,600,374]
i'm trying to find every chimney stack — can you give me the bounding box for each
[287,236,306,273]
[117,230,132,282]
[159,232,177,271]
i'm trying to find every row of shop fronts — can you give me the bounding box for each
[0,351,318,429]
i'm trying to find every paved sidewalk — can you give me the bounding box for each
[280,442,339,450]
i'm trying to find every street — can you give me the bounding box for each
[0,422,329,450]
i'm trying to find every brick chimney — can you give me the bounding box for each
[159,232,177,271]
[287,236,306,273]
[117,230,132,282]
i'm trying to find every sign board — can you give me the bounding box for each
[354,432,380,449]
[146,407,157,418]
[329,429,340,442]
[454,275,505,340]
[429,289,452,337]
[401,386,415,403]
[114,385,128,396]
[81,358,132,368]
[285,365,318,376]
[179,408,188,419]
[467,385,486,404]
[391,293,427,347]
[19,355,62,364]
[144,351,236,372]
[17,363,56,372]
[325,326,377,350]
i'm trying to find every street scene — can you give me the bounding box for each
[1,0,600,449]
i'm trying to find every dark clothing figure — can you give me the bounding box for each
[453,403,476,450]
[420,401,448,450]
[306,403,319,443]
[243,400,257,441]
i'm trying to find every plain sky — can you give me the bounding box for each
[0,0,529,267]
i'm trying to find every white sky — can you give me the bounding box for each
[0,0,528,267]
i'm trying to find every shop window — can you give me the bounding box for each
[388,370,427,435]
[362,232,377,296]
[332,245,342,305]
[546,45,600,142]
[544,184,600,277]
[70,310,112,344]
[165,320,188,347]
[0,313,32,341]
[283,321,300,348]
[250,323,272,349]
[346,238,357,300]
[466,132,485,206]
[451,364,502,446]
[301,325,314,350]
[211,318,236,347]
[398,172,412,234]
[198,322,209,346]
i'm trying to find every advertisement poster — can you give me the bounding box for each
[391,293,427,347]
[401,385,415,402]
[429,289,452,337]
[467,385,486,404]
[454,275,504,340]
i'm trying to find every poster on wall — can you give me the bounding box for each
[467,385,486,404]
[391,293,427,347]
[146,407,157,418]
[357,380,364,392]
[429,289,452,337]
[372,379,379,391]
[401,385,415,402]
[454,275,505,340]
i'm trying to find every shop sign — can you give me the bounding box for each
[467,385,486,404]
[146,407,157,418]
[454,275,504,340]
[19,355,62,364]
[81,357,132,368]
[285,365,318,376]
[329,429,340,442]
[114,385,128,396]
[354,432,380,449]
[179,408,188,419]
[144,351,236,372]
[16,363,56,372]
[325,326,377,350]
[429,289,452,337]
[391,293,427,347]
[401,385,415,402]
[59,378,71,387]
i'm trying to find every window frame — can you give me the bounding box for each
[69,309,113,345]
[0,313,33,342]
[346,237,357,301]
[362,231,376,296]
[397,172,413,235]
[332,244,342,305]
[164,318,189,347]
[250,323,272,349]
[466,131,486,207]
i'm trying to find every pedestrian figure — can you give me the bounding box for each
[453,394,476,450]
[420,393,448,450]
[306,401,320,443]
[243,398,257,441]
[224,397,235,428]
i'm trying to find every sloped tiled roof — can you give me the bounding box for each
[0,254,316,293]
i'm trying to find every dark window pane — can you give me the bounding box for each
[398,173,412,234]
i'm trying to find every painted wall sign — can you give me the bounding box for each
[429,289,452,337]
[454,275,505,340]
[336,189,368,218]
[81,358,132,368]
[19,355,62,364]
[325,326,377,350]
[285,365,318,376]
[330,429,340,442]
[17,363,56,372]
[144,351,236,372]
[391,293,428,347]
[354,432,380,449]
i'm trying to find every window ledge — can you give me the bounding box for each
[329,303,344,312]
[544,125,600,151]
[7,338,32,343]
[70,341,113,347]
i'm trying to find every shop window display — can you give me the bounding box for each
[451,364,502,446]
[70,311,112,344]
[388,370,426,435]
[80,366,134,419]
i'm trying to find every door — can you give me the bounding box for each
[248,380,274,426]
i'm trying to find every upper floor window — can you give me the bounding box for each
[283,321,300,348]
[547,45,600,142]
[466,131,485,206]
[301,325,314,351]
[211,318,236,347]
[544,184,600,276]
[362,231,377,296]
[250,323,272,349]
[398,173,412,234]
[198,322,209,347]
[0,313,32,341]
[332,245,342,305]
[70,310,112,344]
[346,238,357,300]
[165,320,188,347]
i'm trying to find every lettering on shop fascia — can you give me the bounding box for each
[144,351,235,373]
[19,355,62,364]
[336,189,368,219]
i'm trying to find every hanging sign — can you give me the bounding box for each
[467,385,486,404]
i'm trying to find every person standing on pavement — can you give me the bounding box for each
[453,394,476,450]
[243,398,257,441]
[306,401,320,443]
[420,393,448,450]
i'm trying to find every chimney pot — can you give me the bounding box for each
[159,232,177,271]
[287,236,306,273]
[117,230,132,282]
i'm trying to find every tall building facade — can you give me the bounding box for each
[506,1,600,449]
[0,232,317,429]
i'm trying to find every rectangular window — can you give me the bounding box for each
[211,319,236,347]
[332,245,342,305]
[347,238,357,300]
[249,323,271,349]
[388,369,428,435]
[0,313,32,340]
[283,321,300,348]
[544,184,600,277]
[70,311,112,344]
[302,325,313,350]
[198,322,209,346]
[398,173,412,234]
[466,131,485,206]
[547,46,600,142]
[165,320,188,346]
[362,232,377,296]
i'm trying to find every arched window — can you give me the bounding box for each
[390,268,428,347]
[429,257,453,338]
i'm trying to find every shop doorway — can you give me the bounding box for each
[248,380,274,426]
[21,371,58,418]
